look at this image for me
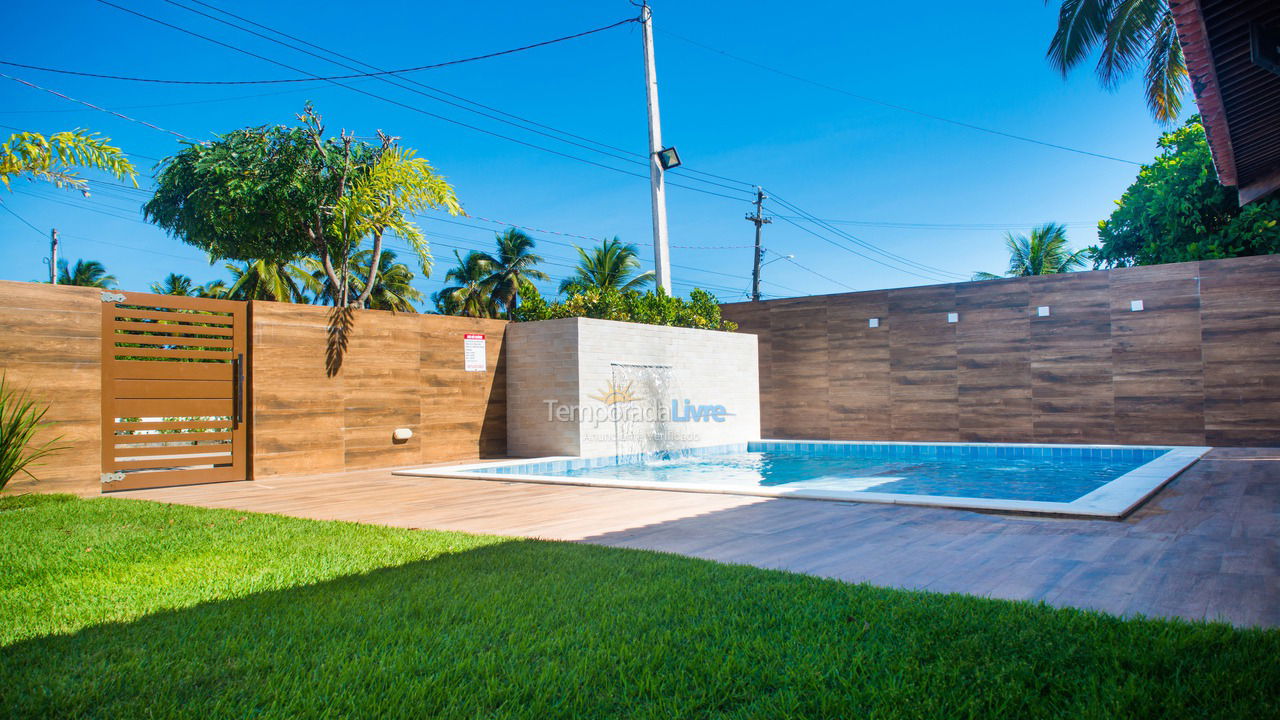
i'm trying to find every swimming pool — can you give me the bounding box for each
[397,441,1210,518]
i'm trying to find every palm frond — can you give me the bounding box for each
[1046,0,1118,74]
[1143,11,1188,124]
[1097,0,1164,88]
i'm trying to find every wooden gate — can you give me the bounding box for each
[100,290,248,491]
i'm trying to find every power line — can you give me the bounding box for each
[0,74,193,140]
[156,0,753,199]
[0,201,46,236]
[770,215,1097,230]
[772,251,857,291]
[658,28,1144,166]
[2,16,638,85]
[169,0,754,196]
[88,1,750,204]
[765,190,969,281]
[770,212,953,284]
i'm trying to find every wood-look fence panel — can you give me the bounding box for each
[101,290,248,491]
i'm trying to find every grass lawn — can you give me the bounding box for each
[1,494,1277,719]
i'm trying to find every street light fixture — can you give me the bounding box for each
[656,146,682,170]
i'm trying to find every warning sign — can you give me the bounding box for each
[464,333,486,372]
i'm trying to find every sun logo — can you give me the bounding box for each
[591,380,640,406]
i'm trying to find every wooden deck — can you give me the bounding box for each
[115,447,1280,628]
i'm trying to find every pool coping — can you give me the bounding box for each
[393,440,1212,519]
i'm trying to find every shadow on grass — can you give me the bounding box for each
[3,538,1278,719]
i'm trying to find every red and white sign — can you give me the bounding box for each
[463,333,486,372]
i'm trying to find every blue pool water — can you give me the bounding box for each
[479,442,1172,503]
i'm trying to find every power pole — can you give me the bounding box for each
[747,187,770,302]
[639,0,672,293]
[49,228,59,284]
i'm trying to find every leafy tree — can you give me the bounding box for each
[559,237,654,294]
[513,287,736,331]
[56,259,115,288]
[1092,118,1280,267]
[144,105,460,308]
[151,273,197,296]
[434,250,497,318]
[226,260,309,303]
[0,129,137,194]
[303,249,423,312]
[480,228,548,317]
[1045,0,1186,123]
[972,223,1088,280]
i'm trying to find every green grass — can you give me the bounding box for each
[1,495,1276,719]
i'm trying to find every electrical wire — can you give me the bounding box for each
[765,190,968,281]
[167,0,755,197]
[0,74,193,140]
[2,15,638,85]
[86,1,753,203]
[0,201,47,236]
[657,28,1143,166]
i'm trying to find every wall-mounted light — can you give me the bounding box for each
[1037,306,1051,317]
[868,318,879,328]
[947,312,959,323]
[1130,300,1144,312]
[656,146,682,170]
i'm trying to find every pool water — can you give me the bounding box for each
[479,442,1171,504]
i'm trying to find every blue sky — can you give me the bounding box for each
[0,0,1181,304]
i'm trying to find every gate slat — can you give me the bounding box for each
[113,419,233,432]
[112,361,231,381]
[101,466,241,490]
[112,444,233,459]
[114,379,234,400]
[112,431,232,444]
[112,457,233,471]
[109,346,233,361]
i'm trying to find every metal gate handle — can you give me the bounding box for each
[233,353,245,427]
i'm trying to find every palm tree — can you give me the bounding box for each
[972,223,1090,280]
[1045,0,1186,123]
[347,248,424,312]
[434,250,497,317]
[196,280,229,299]
[150,273,197,296]
[225,260,308,303]
[56,259,116,288]
[480,228,548,317]
[1,129,137,194]
[559,237,654,295]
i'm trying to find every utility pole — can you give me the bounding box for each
[639,0,672,293]
[747,187,770,302]
[49,228,59,285]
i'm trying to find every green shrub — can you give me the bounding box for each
[512,288,737,331]
[0,374,65,491]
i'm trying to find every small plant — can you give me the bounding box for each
[0,374,65,492]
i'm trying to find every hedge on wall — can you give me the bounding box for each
[511,288,737,331]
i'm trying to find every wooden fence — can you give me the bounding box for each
[721,255,1280,447]
[0,281,507,495]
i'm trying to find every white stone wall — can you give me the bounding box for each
[505,317,761,458]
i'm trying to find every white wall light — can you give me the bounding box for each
[1037,306,1051,317]
[393,428,413,442]
[868,318,880,328]
[947,312,959,323]
[1130,300,1144,312]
